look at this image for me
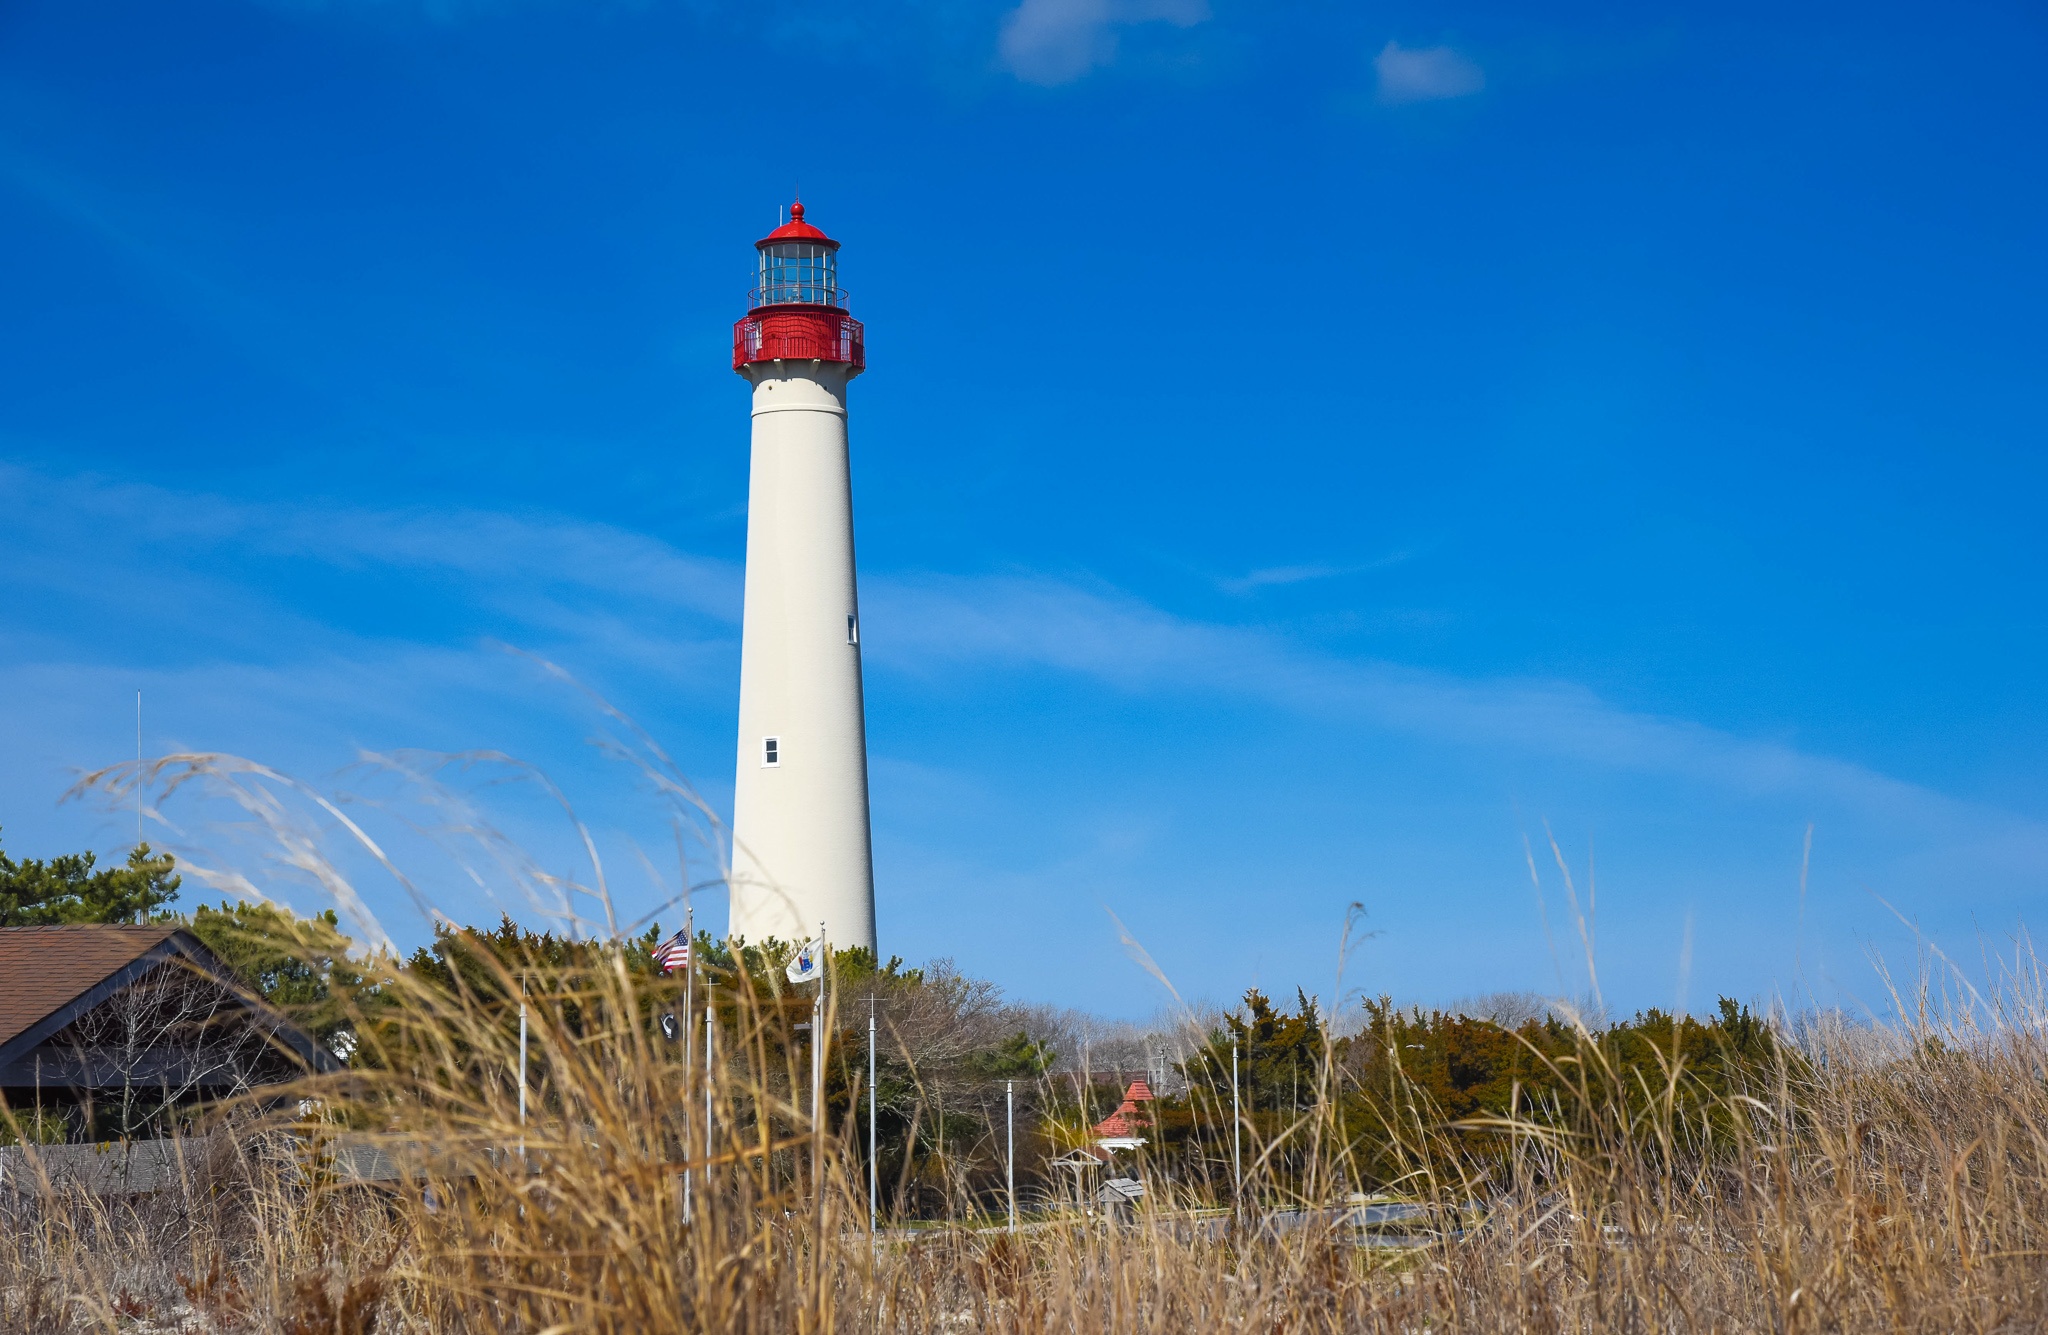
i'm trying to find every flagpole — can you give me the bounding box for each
[704,980,715,1203]
[867,995,878,1235]
[1231,1038,1241,1214]
[682,906,694,1225]
[518,976,529,1162]
[812,924,826,1196]
[806,927,828,1310]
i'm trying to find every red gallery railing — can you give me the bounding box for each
[733,307,866,373]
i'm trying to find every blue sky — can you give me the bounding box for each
[1,0,2043,1019]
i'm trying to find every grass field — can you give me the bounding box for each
[7,753,2043,1332]
[7,925,2048,1334]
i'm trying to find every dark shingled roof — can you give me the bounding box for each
[0,924,342,1078]
[0,924,181,1051]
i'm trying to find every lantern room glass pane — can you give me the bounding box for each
[756,243,842,307]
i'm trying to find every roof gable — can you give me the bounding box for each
[0,925,340,1076]
[0,925,179,1050]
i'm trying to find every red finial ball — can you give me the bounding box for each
[756,199,836,249]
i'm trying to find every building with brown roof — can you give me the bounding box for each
[0,925,340,1142]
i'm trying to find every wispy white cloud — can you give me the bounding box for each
[97,473,731,612]
[1374,40,1485,105]
[7,465,2044,1011]
[861,573,2040,841]
[998,0,1209,85]
[0,464,741,659]
[1217,551,1412,595]
[1220,563,1346,593]
[0,468,747,942]
[9,464,2043,904]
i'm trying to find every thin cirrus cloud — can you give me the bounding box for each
[0,464,741,644]
[860,572,2045,851]
[998,0,1210,85]
[8,465,2041,895]
[1216,551,1413,595]
[1374,40,1486,105]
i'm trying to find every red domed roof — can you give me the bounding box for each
[757,200,839,251]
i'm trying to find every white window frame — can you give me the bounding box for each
[762,736,780,768]
[847,613,859,645]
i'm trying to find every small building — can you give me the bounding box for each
[1098,1176,1146,1211]
[0,925,341,1144]
[1090,1079,1154,1151]
[1047,1080,1159,1215]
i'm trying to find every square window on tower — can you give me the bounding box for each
[762,737,780,767]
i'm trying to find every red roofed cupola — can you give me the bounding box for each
[734,199,864,373]
[757,200,837,249]
[1093,1084,1159,1138]
[1092,1103,1146,1139]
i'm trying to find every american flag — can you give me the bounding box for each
[653,930,691,975]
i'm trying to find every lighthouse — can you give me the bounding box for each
[726,202,878,954]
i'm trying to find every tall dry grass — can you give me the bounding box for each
[10,932,2048,1332]
[9,748,2048,1331]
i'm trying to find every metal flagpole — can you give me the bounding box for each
[1006,1080,1016,1234]
[867,996,878,1234]
[813,926,827,1120]
[812,991,823,1128]
[518,978,529,1159]
[682,906,694,1224]
[811,925,826,1193]
[1231,1038,1240,1210]
[704,981,715,1200]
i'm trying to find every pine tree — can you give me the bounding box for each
[0,829,180,926]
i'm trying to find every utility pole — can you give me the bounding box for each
[1006,1080,1016,1234]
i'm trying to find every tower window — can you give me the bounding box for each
[762,736,780,767]
[847,614,859,645]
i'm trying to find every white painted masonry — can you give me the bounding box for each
[727,360,877,952]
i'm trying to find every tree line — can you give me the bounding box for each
[3,830,1788,1211]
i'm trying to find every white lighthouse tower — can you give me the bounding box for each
[726,202,877,954]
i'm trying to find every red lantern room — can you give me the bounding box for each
[732,201,866,374]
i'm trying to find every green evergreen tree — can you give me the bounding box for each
[0,829,180,925]
[185,898,392,1055]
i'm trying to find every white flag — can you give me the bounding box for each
[786,935,823,984]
